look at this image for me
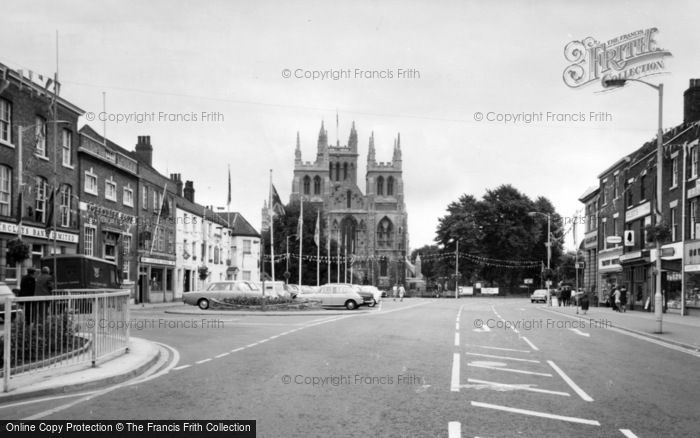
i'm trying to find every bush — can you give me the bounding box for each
[7,238,30,266]
[220,295,295,306]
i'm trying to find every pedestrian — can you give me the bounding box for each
[35,266,54,323]
[399,284,405,302]
[19,267,36,324]
[580,291,590,315]
[392,283,398,301]
[609,288,617,312]
[613,287,621,312]
[619,287,627,313]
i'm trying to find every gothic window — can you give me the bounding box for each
[303,176,311,195]
[377,217,393,247]
[346,190,352,209]
[377,176,384,196]
[329,163,333,180]
[314,176,321,195]
[344,162,348,180]
[335,162,341,181]
[387,176,394,196]
[379,257,388,277]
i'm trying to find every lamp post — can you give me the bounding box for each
[446,238,461,299]
[603,77,664,334]
[529,211,552,306]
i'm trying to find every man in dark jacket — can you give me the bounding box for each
[34,266,54,323]
[19,267,36,324]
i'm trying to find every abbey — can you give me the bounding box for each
[289,121,408,288]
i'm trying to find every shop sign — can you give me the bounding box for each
[0,221,79,244]
[625,202,651,223]
[584,231,597,249]
[140,256,175,266]
[685,264,700,272]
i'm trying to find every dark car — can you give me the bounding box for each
[0,282,21,323]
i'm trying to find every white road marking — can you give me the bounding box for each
[215,352,229,358]
[521,336,539,351]
[231,347,245,353]
[455,332,460,347]
[467,345,531,353]
[473,325,491,333]
[451,353,461,392]
[448,421,461,438]
[269,335,279,340]
[620,429,639,438]
[465,352,540,363]
[195,358,212,364]
[569,328,590,337]
[470,401,600,426]
[467,378,570,397]
[468,363,552,377]
[0,391,99,410]
[246,342,259,348]
[172,364,191,371]
[456,322,460,330]
[547,360,593,402]
[258,339,269,343]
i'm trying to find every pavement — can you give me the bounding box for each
[541,300,700,352]
[0,337,161,403]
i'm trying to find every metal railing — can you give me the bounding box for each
[2,290,130,393]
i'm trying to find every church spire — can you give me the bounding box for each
[295,131,301,163]
[392,133,402,165]
[367,131,376,165]
[317,120,328,160]
[348,121,358,152]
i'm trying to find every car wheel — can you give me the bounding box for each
[198,298,209,310]
[345,300,357,310]
[369,299,376,308]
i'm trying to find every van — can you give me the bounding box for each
[40,255,121,290]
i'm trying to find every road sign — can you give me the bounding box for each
[575,262,584,269]
[624,230,634,246]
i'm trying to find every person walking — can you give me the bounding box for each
[392,283,398,301]
[35,266,54,323]
[613,287,621,312]
[19,267,36,324]
[580,291,590,315]
[399,284,405,302]
[619,286,628,313]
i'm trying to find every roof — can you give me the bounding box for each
[79,124,137,159]
[221,210,261,237]
[0,62,85,115]
[578,186,599,203]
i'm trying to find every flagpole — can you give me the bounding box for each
[150,183,167,254]
[316,210,320,287]
[16,126,23,288]
[350,237,354,285]
[336,229,340,283]
[344,232,348,283]
[298,196,303,288]
[327,217,330,285]
[269,170,276,296]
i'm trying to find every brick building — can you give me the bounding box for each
[0,63,82,282]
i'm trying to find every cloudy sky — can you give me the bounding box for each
[3,0,700,250]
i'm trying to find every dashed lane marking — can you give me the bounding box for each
[620,429,639,438]
[467,345,531,354]
[467,378,570,397]
[470,401,600,426]
[448,421,461,438]
[521,336,539,351]
[172,364,191,371]
[195,358,212,364]
[569,328,590,337]
[451,353,461,392]
[455,332,460,347]
[465,352,540,363]
[547,360,594,402]
[215,352,230,358]
[467,363,552,377]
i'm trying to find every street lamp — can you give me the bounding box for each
[529,211,552,306]
[603,77,664,334]
[447,238,461,299]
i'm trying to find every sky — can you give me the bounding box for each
[3,0,700,251]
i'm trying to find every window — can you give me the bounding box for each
[612,218,617,246]
[343,162,348,180]
[35,177,48,222]
[379,258,388,277]
[153,189,160,213]
[104,233,117,260]
[387,176,394,196]
[84,226,95,256]
[61,129,72,166]
[122,235,131,280]
[84,169,98,195]
[672,156,678,187]
[0,165,11,216]
[377,176,384,196]
[600,182,606,204]
[123,186,134,207]
[602,221,607,250]
[303,176,310,195]
[671,207,677,241]
[35,116,46,156]
[335,162,340,182]
[377,217,393,247]
[60,185,71,227]
[243,239,251,254]
[142,186,148,209]
[214,247,220,264]
[329,163,333,181]
[691,199,698,240]
[314,176,321,195]
[693,147,699,178]
[347,190,352,209]
[242,270,251,281]
[640,175,646,201]
[0,98,11,144]
[625,181,633,207]
[613,175,618,199]
[105,179,117,202]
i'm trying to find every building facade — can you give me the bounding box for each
[0,63,82,282]
[578,186,599,299]
[289,122,408,288]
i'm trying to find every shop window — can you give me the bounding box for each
[151,268,164,291]
[166,269,173,291]
[104,233,117,261]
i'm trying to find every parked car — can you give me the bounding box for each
[0,282,21,323]
[358,285,381,307]
[258,281,292,299]
[183,281,262,309]
[530,289,548,303]
[302,283,364,310]
[286,284,300,299]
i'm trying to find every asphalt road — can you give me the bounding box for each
[1,298,699,437]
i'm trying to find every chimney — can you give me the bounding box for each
[184,180,195,202]
[134,135,153,166]
[684,79,700,124]
[170,173,183,197]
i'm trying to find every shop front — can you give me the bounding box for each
[683,241,700,310]
[598,248,622,305]
[620,250,650,311]
[660,242,683,312]
[138,255,176,303]
[582,230,598,295]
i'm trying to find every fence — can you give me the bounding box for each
[2,290,130,393]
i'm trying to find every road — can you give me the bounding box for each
[1,298,699,437]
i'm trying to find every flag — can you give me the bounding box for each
[160,194,170,219]
[313,211,320,247]
[227,165,232,206]
[271,184,285,216]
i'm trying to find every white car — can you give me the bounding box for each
[530,289,548,303]
[358,285,381,307]
[302,283,364,310]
